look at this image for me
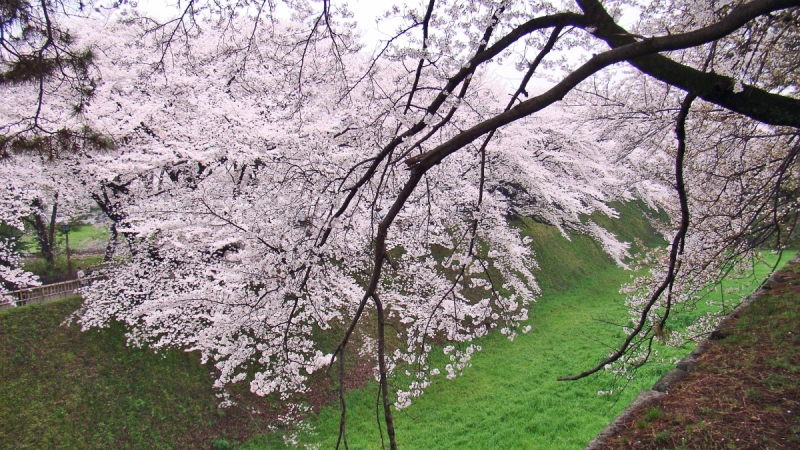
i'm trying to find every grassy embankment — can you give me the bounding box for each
[0,297,230,449]
[0,203,791,449]
[242,203,794,449]
[4,224,237,449]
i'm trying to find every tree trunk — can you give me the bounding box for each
[24,195,58,265]
[374,294,398,450]
[104,222,118,262]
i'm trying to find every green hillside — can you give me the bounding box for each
[0,297,263,449]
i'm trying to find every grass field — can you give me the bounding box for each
[244,264,656,449]
[21,223,110,253]
[0,297,225,449]
[61,223,111,250]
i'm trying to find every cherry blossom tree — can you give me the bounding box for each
[66,12,630,406]
[0,175,41,302]
[0,150,95,303]
[2,0,800,448]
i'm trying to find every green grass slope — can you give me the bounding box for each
[0,297,236,449]
[21,223,110,252]
[21,223,110,282]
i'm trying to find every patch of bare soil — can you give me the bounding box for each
[600,260,800,449]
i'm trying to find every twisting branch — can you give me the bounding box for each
[335,346,349,450]
[658,93,697,330]
[558,92,697,381]
[373,293,397,450]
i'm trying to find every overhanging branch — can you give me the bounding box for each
[580,0,800,127]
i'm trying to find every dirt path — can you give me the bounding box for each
[594,258,800,449]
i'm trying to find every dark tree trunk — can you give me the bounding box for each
[92,182,136,261]
[104,221,119,262]
[24,195,58,265]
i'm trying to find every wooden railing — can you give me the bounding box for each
[0,275,106,310]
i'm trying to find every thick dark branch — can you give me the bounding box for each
[373,293,397,450]
[674,95,695,256]
[580,0,800,127]
[335,346,348,450]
